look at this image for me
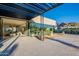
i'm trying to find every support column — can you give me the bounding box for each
[27,20,30,36]
[24,20,28,36]
[40,15,44,41]
[50,27,53,36]
[0,17,3,42]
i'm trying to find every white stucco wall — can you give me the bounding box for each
[32,16,57,26]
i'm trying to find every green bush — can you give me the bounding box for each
[63,28,79,34]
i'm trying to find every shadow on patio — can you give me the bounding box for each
[50,39,79,49]
[48,38,79,49]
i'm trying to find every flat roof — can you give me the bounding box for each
[32,16,57,26]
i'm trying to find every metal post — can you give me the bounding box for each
[40,15,44,41]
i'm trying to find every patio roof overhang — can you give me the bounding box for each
[0,3,63,20]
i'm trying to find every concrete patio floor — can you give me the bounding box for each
[1,34,79,56]
[9,34,79,56]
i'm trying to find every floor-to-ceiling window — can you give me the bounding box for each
[2,17,27,40]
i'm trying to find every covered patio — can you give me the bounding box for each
[0,3,63,41]
[0,3,79,56]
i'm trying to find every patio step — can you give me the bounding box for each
[0,35,19,52]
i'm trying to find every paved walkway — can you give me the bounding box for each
[9,35,79,56]
[1,34,79,56]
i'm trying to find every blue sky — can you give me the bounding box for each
[43,3,79,24]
